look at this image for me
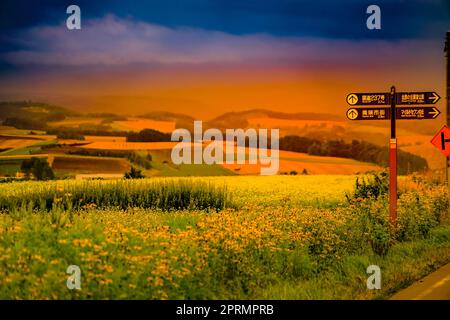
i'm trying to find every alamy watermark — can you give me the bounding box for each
[66,5,81,30]
[66,4,381,32]
[66,265,81,290]
[171,121,279,175]
[366,265,381,290]
[366,5,381,30]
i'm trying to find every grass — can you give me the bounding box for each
[257,226,450,299]
[0,161,21,176]
[0,178,230,212]
[0,175,449,299]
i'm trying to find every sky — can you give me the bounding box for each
[0,0,448,118]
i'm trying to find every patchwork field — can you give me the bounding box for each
[0,108,441,179]
[78,141,380,175]
[246,116,441,169]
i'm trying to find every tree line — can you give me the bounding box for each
[279,135,428,174]
[125,129,171,142]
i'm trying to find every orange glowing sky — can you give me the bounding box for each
[0,14,447,119]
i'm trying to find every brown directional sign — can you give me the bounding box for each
[347,107,388,120]
[346,93,390,106]
[346,107,440,120]
[346,91,440,106]
[396,106,440,119]
[395,92,440,105]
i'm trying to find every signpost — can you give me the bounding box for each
[346,87,441,229]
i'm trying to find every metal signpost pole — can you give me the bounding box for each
[389,86,397,228]
[446,31,450,216]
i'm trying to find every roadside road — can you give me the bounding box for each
[390,262,450,300]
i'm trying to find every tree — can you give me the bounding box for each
[20,157,55,180]
[307,142,323,156]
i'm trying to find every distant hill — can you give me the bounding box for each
[140,111,195,130]
[0,101,78,119]
[0,101,79,130]
[207,109,341,130]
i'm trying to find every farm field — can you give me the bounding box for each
[78,141,380,175]
[0,134,54,152]
[111,118,176,133]
[80,141,182,150]
[50,155,131,175]
[247,116,441,169]
[0,126,46,136]
[47,117,104,128]
[84,136,126,142]
[0,138,43,150]
[0,175,449,299]
[223,149,379,175]
[399,135,444,171]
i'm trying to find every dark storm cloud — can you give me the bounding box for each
[0,0,448,39]
[0,0,447,72]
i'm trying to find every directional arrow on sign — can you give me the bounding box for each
[430,92,440,104]
[346,108,359,119]
[347,94,359,105]
[429,107,440,118]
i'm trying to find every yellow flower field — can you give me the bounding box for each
[0,174,449,299]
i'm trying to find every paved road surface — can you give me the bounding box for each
[391,262,450,300]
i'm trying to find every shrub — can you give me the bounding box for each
[346,171,389,202]
[56,131,85,140]
[124,167,145,179]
